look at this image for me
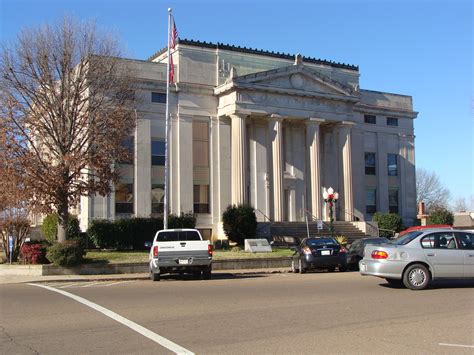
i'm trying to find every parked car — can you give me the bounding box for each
[398,225,452,237]
[346,237,389,270]
[147,229,213,281]
[359,228,474,290]
[291,237,347,273]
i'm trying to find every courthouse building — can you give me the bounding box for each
[78,39,418,239]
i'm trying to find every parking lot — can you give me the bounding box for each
[1,271,473,354]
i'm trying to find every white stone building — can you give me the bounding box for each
[79,39,418,240]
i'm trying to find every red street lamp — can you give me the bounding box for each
[323,187,339,236]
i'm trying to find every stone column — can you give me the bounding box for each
[230,113,247,204]
[340,122,355,221]
[268,115,284,222]
[306,118,324,219]
[134,118,152,216]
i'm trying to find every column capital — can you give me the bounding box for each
[229,112,249,120]
[306,117,325,125]
[340,120,357,128]
[269,113,284,122]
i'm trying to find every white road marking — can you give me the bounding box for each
[439,343,474,349]
[82,282,100,287]
[104,281,131,287]
[58,283,76,289]
[28,283,194,355]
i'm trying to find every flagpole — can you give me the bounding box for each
[163,8,172,230]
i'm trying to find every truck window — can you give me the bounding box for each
[157,231,201,241]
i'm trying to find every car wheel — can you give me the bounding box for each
[291,260,299,273]
[202,266,212,280]
[298,259,306,274]
[327,267,335,272]
[150,269,160,282]
[385,278,403,287]
[403,264,430,290]
[339,265,347,272]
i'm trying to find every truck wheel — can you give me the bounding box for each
[150,269,160,282]
[202,266,212,280]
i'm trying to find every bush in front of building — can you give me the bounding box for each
[372,212,404,238]
[46,240,85,266]
[87,215,197,250]
[41,214,82,244]
[222,204,257,246]
[21,242,49,264]
[428,206,454,225]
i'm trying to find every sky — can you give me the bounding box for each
[1,0,472,205]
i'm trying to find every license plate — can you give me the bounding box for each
[321,250,331,256]
[178,259,189,265]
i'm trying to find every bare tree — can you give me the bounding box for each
[416,168,451,211]
[452,197,468,212]
[0,17,136,242]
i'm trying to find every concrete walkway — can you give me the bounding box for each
[0,268,290,285]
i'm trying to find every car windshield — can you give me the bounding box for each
[307,238,338,247]
[391,231,423,245]
[157,231,201,242]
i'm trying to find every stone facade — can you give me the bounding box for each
[79,40,418,240]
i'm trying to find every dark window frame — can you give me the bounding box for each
[151,140,166,166]
[365,188,377,214]
[151,92,167,104]
[115,183,134,214]
[388,188,399,214]
[365,152,376,175]
[387,117,399,126]
[364,115,376,124]
[387,154,398,176]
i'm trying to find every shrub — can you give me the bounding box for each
[41,214,82,244]
[21,242,48,264]
[222,204,257,246]
[46,241,84,266]
[87,215,196,250]
[372,213,404,238]
[231,246,242,252]
[428,206,454,225]
[41,214,58,244]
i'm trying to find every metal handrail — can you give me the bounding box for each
[337,208,361,222]
[302,209,330,230]
[255,209,272,223]
[365,222,380,237]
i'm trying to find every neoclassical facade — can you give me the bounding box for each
[79,40,418,240]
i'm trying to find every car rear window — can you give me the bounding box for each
[157,231,201,242]
[391,231,423,245]
[307,239,338,247]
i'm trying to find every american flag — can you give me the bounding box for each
[169,54,174,83]
[170,18,178,49]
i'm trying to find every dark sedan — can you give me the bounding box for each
[346,237,389,270]
[291,237,347,273]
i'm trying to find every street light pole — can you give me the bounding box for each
[323,187,339,237]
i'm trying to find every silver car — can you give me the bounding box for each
[359,228,474,290]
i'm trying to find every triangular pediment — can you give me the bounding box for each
[232,64,356,97]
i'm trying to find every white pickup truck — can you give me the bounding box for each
[148,228,213,281]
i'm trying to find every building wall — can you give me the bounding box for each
[79,43,418,237]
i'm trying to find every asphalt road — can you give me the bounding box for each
[1,271,473,354]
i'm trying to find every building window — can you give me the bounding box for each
[194,185,209,213]
[151,140,165,166]
[366,188,376,214]
[365,152,376,175]
[387,117,398,126]
[193,121,210,214]
[151,184,164,214]
[151,92,167,103]
[364,115,376,124]
[115,183,134,214]
[389,189,399,214]
[387,154,398,176]
[118,136,134,164]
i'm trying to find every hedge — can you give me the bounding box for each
[87,214,196,250]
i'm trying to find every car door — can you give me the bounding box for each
[454,232,474,277]
[420,232,464,278]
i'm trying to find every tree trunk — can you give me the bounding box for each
[57,197,69,243]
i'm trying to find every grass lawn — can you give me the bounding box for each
[84,248,293,264]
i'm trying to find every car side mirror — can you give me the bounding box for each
[144,241,152,248]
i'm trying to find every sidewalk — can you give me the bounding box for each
[0,268,290,285]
